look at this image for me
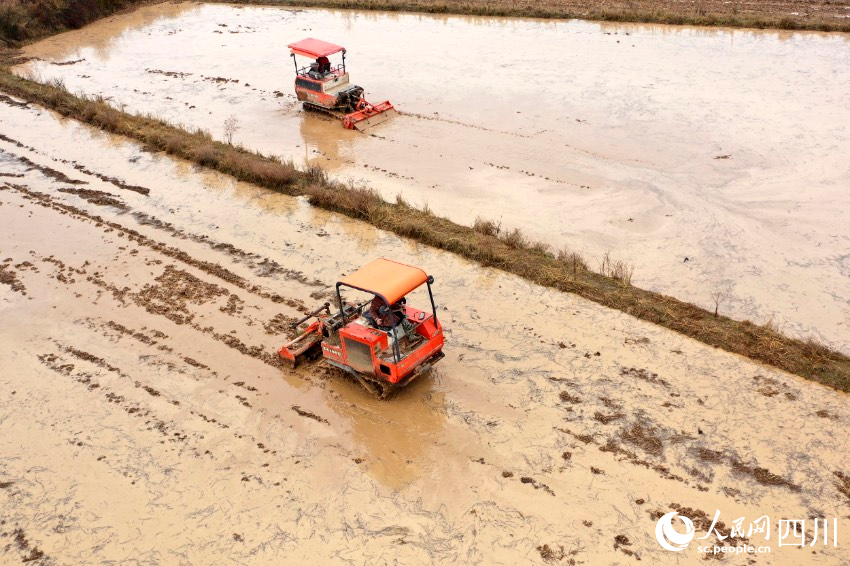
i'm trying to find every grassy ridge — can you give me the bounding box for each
[1,70,848,392]
[0,0,150,46]
[212,0,850,33]
[2,0,848,48]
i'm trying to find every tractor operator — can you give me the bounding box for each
[316,56,331,74]
[366,296,413,335]
[308,56,332,79]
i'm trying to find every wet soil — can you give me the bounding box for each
[0,260,27,295]
[1,89,849,564]
[57,187,128,209]
[15,3,850,354]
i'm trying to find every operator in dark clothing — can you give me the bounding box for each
[316,56,331,74]
[367,296,398,328]
[366,296,410,332]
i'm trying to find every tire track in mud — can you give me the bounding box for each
[401,111,624,164]
[35,351,203,483]
[64,161,149,195]
[41,252,290,378]
[0,144,85,186]
[3,151,322,303]
[3,176,327,394]
[80,317,216,374]
[37,343,294,488]
[440,264,842,524]
[0,180,340,390]
[131,211,325,287]
[8,242,311,407]
[1,334,336,563]
[1,131,148,195]
[3,353,297,560]
[78,263,288,370]
[57,187,128,210]
[556,425,692,487]
[85,314,338,473]
[3,182,312,313]
[403,111,539,138]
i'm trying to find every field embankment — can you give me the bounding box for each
[0,0,154,45]
[2,0,849,47]
[1,69,848,392]
[216,0,850,31]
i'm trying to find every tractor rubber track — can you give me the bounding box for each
[302,101,348,122]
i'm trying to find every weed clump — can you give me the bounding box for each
[473,216,501,237]
[500,227,527,249]
[598,252,634,286]
[557,247,587,273]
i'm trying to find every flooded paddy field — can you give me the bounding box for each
[1,79,850,563]
[16,2,850,353]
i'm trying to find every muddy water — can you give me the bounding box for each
[17,3,850,354]
[2,90,850,563]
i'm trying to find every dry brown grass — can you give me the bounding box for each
[7,0,840,42]
[557,247,588,274]
[2,69,849,393]
[501,228,528,250]
[472,216,501,237]
[598,252,634,286]
[212,0,850,32]
[2,0,848,51]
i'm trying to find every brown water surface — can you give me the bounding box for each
[17,3,850,352]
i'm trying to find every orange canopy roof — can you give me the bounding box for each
[338,258,429,305]
[288,38,345,59]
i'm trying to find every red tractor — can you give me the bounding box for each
[287,38,397,131]
[278,258,445,397]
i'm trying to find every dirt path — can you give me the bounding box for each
[1,92,849,564]
[16,3,850,354]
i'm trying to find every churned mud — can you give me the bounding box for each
[15,2,850,353]
[1,88,849,564]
